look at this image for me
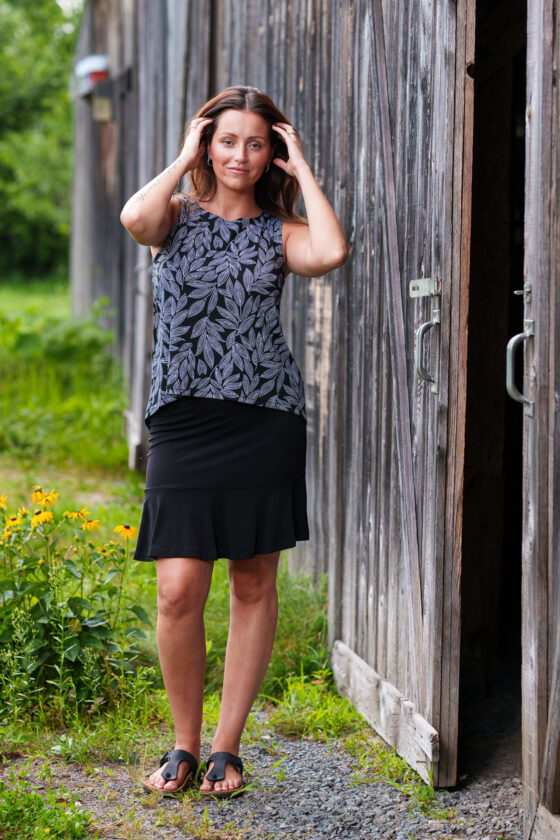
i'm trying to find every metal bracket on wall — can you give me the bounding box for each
[409,277,441,298]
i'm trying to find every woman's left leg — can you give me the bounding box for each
[200,550,280,794]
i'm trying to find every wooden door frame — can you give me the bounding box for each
[522,0,560,836]
[332,0,475,788]
[436,0,476,787]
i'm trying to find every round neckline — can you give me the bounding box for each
[189,197,267,223]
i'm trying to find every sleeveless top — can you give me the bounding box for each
[145,195,307,425]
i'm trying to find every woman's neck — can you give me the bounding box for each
[197,186,261,221]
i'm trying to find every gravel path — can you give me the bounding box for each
[0,658,524,839]
[1,706,523,840]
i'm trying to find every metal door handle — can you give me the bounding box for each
[506,319,534,416]
[415,309,440,394]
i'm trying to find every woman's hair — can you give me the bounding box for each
[183,86,304,222]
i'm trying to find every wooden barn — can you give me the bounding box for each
[71,1,560,836]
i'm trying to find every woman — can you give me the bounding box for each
[120,85,347,798]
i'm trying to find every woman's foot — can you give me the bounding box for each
[144,748,199,793]
[200,751,244,796]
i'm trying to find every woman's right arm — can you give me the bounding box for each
[120,117,213,246]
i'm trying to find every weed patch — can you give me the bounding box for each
[267,670,363,740]
[0,766,94,839]
[344,731,456,820]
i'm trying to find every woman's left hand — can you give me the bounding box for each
[271,123,307,176]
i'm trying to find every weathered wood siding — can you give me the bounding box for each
[71,0,137,376]
[72,0,470,785]
[522,0,560,836]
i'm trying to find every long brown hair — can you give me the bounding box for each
[183,86,304,222]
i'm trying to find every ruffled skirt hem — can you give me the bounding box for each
[134,477,309,563]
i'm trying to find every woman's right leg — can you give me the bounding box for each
[146,556,214,792]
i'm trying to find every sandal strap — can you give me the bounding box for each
[159,749,198,782]
[205,751,243,782]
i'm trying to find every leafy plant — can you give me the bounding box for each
[0,769,94,839]
[0,486,154,722]
[0,1,83,276]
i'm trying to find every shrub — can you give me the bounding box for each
[0,486,154,723]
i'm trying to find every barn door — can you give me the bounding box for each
[516,1,560,837]
[331,0,475,787]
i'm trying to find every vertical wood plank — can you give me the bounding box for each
[435,0,475,788]
[368,0,425,709]
[522,0,554,833]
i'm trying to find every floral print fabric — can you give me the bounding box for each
[145,196,306,424]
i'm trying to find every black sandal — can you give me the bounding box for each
[201,751,245,799]
[142,749,198,796]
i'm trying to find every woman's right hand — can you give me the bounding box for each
[178,117,214,171]
[120,117,213,246]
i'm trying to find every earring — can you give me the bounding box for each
[207,157,213,166]
[265,163,270,173]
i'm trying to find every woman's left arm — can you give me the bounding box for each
[272,122,349,277]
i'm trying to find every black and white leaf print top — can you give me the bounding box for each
[145,195,306,424]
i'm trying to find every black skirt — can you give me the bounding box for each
[134,396,309,562]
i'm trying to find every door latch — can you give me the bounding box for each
[415,310,440,394]
[409,277,441,298]
[506,319,534,416]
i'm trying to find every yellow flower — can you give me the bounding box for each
[64,510,80,521]
[31,485,43,504]
[113,524,137,541]
[0,494,7,510]
[41,489,59,507]
[77,507,90,521]
[38,558,45,565]
[97,546,109,555]
[81,519,100,531]
[18,506,29,517]
[32,487,59,507]
[4,514,22,533]
[31,509,54,529]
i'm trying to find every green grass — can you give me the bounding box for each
[0,277,70,318]
[0,290,127,469]
[266,670,363,740]
[0,766,94,839]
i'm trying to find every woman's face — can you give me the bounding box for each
[207,109,273,190]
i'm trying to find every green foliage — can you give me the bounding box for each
[0,0,83,275]
[0,491,155,723]
[266,670,363,740]
[0,769,94,839]
[0,299,128,468]
[0,278,70,316]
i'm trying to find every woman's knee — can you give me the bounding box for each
[229,556,279,605]
[156,557,212,620]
